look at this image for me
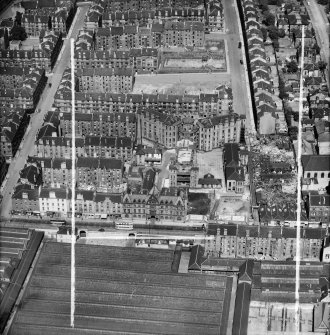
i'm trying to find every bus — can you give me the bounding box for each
[50,220,67,226]
[115,222,134,230]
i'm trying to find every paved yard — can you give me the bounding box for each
[20,37,40,50]
[133,72,231,95]
[197,148,225,181]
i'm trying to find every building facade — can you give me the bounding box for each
[77,67,134,93]
[122,188,187,221]
[206,223,329,261]
[76,157,123,192]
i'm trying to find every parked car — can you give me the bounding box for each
[238,42,242,48]
[240,59,243,64]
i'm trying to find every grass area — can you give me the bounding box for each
[188,193,211,215]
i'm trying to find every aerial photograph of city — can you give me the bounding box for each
[0,0,329,333]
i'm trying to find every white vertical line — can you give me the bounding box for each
[295,25,305,335]
[70,37,76,329]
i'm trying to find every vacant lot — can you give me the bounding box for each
[164,58,226,70]
[216,196,250,218]
[134,72,231,95]
[188,193,211,215]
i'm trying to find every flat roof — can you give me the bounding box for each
[10,242,233,335]
[177,149,192,164]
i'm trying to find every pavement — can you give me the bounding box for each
[304,0,330,92]
[0,6,90,219]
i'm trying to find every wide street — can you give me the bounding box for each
[304,0,330,90]
[220,0,254,133]
[0,6,89,219]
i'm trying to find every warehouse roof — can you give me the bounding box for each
[9,242,234,335]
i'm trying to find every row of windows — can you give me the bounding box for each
[306,172,330,178]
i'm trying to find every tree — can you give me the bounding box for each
[313,43,320,55]
[273,39,279,51]
[279,90,289,100]
[4,28,9,49]
[279,77,289,100]
[263,13,275,26]
[296,47,300,62]
[268,25,279,40]
[286,60,298,73]
[268,0,283,4]
[326,182,330,195]
[261,27,268,42]
[260,0,269,13]
[259,0,269,12]
[318,60,327,71]
[288,126,298,140]
[15,11,22,26]
[326,4,330,14]
[48,16,52,30]
[318,60,327,79]
[278,28,286,38]
[10,26,27,41]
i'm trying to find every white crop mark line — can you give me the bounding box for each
[70,37,76,329]
[295,25,305,335]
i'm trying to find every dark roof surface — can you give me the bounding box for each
[9,242,233,335]
[302,155,330,172]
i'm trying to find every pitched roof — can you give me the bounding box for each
[232,282,251,335]
[301,155,330,172]
[188,245,206,271]
[225,166,245,181]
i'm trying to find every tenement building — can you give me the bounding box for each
[74,48,159,73]
[137,108,243,150]
[94,21,205,50]
[122,187,187,221]
[197,114,243,151]
[206,223,329,261]
[76,157,123,192]
[35,135,133,162]
[58,112,137,139]
[53,91,232,116]
[169,147,199,188]
[76,68,134,93]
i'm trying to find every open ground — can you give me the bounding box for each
[216,196,250,218]
[133,72,231,95]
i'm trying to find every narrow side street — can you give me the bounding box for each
[0,6,90,219]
